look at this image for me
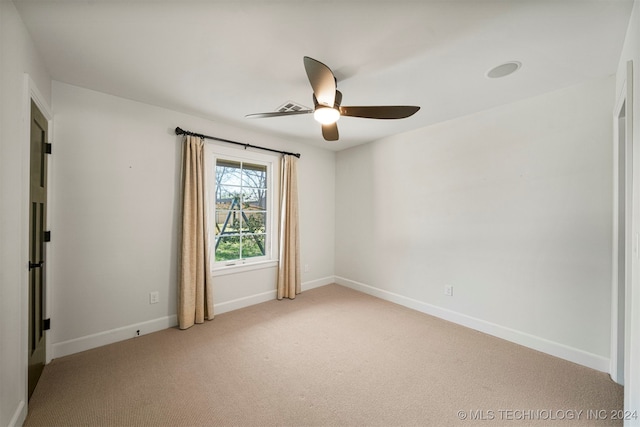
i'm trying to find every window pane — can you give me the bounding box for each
[242,189,267,210]
[215,236,241,261]
[242,163,267,189]
[214,211,228,235]
[242,212,266,233]
[215,211,243,236]
[242,234,266,258]
[216,160,241,186]
[217,185,242,207]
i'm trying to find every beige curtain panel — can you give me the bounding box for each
[277,155,301,299]
[178,135,214,329]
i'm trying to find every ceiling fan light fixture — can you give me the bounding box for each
[314,106,340,125]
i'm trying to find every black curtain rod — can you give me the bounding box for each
[175,127,301,158]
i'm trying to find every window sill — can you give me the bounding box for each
[212,260,278,277]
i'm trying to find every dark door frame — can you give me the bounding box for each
[21,75,53,414]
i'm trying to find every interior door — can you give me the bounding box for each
[28,100,48,399]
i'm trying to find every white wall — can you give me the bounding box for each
[616,0,640,421]
[335,76,615,371]
[49,81,335,357]
[0,1,52,426]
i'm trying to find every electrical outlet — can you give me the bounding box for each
[444,285,454,297]
[149,291,160,304]
[304,264,310,273]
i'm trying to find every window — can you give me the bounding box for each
[207,146,277,271]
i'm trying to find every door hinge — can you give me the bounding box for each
[44,143,52,154]
[43,318,51,331]
[44,231,51,242]
[28,261,43,270]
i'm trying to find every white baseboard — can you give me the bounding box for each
[214,276,334,314]
[51,278,335,359]
[8,400,26,427]
[335,276,609,373]
[52,315,178,359]
[49,276,608,373]
[214,290,278,314]
[302,276,335,291]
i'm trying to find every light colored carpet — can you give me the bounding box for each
[25,284,622,426]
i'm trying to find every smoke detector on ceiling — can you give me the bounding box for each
[486,61,522,79]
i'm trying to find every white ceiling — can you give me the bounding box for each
[14,0,634,151]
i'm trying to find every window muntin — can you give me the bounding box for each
[213,155,272,266]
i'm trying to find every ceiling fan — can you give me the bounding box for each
[246,56,420,141]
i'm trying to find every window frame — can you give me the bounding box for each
[205,144,279,275]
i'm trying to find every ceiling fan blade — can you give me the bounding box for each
[334,90,342,108]
[322,123,339,141]
[245,110,313,119]
[340,105,420,119]
[304,56,336,108]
